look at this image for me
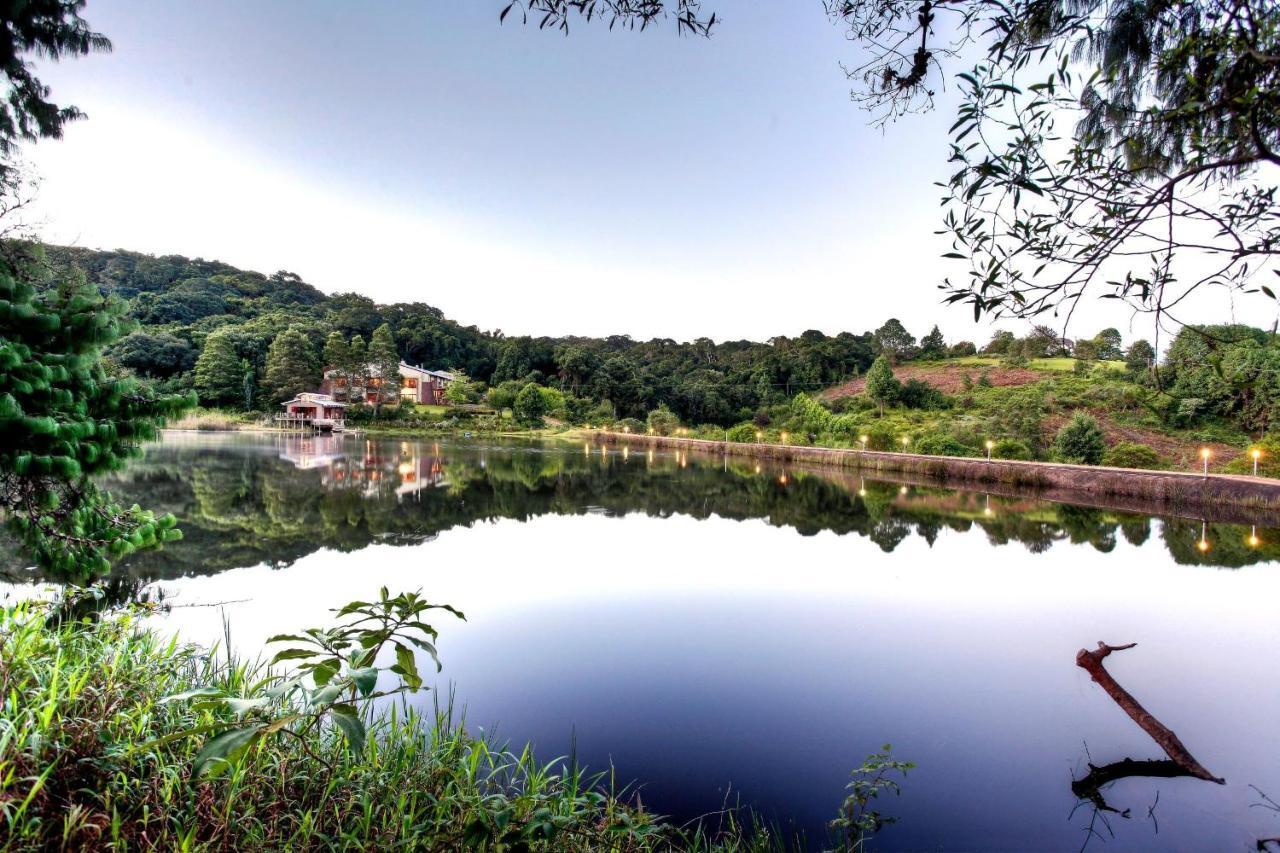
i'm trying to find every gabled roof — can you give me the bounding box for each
[282,392,348,408]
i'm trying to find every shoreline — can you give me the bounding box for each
[596,431,1280,516]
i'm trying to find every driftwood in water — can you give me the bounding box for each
[1075,642,1225,785]
[1072,758,1195,815]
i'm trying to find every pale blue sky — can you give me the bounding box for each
[24,0,1234,344]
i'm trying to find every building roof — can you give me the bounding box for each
[282,392,348,408]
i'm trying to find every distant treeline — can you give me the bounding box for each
[46,245,1280,432]
[47,246,885,423]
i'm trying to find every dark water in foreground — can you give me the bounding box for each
[4,431,1279,851]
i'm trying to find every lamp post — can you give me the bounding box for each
[1200,447,1211,478]
[781,431,789,445]
[1252,448,1261,476]
[901,436,910,452]
[859,435,868,452]
[985,439,994,460]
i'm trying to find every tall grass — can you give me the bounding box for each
[164,408,251,431]
[0,603,796,851]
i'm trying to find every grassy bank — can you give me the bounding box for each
[2,599,867,852]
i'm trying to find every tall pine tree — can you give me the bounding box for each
[263,327,320,404]
[368,323,400,414]
[193,328,243,407]
[0,246,192,578]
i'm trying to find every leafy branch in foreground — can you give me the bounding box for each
[0,244,193,580]
[163,587,464,779]
[829,744,914,851]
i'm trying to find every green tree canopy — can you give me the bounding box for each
[193,328,243,407]
[368,323,401,412]
[918,325,946,360]
[262,327,320,404]
[863,355,901,416]
[513,382,547,425]
[1054,412,1106,465]
[872,319,916,363]
[0,247,190,578]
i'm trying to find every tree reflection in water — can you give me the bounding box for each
[3,432,1277,588]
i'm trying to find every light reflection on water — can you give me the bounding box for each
[3,431,1278,851]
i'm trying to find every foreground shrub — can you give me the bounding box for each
[1101,442,1166,470]
[727,422,758,443]
[615,417,645,434]
[990,438,1033,460]
[0,595,910,851]
[1053,412,1105,465]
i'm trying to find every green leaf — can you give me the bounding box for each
[161,687,225,704]
[311,658,340,687]
[310,683,343,707]
[265,633,312,644]
[192,724,265,779]
[350,666,378,697]
[394,642,422,689]
[270,648,319,664]
[329,704,366,754]
[225,697,270,715]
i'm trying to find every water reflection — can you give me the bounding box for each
[4,432,1275,850]
[2,431,1276,584]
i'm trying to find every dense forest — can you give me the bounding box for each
[47,245,1280,439]
[47,245,880,423]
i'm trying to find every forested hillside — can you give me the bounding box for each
[44,245,1280,442]
[47,245,880,423]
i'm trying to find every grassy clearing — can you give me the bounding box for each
[0,601,825,852]
[164,408,254,431]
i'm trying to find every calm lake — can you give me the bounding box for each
[4,431,1279,851]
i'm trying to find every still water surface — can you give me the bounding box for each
[4,431,1279,851]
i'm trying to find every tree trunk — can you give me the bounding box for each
[1075,642,1224,784]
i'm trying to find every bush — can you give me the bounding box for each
[513,383,547,426]
[976,371,993,388]
[990,438,1033,460]
[914,432,974,457]
[789,393,834,433]
[646,406,680,436]
[1224,434,1280,478]
[899,379,949,410]
[615,417,644,434]
[1101,441,1166,470]
[727,423,758,443]
[1054,412,1105,464]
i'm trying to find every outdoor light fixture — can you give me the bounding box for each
[1200,447,1211,477]
[859,435,868,451]
[1252,448,1262,476]
[985,439,994,460]
[901,436,910,450]
[781,431,789,444]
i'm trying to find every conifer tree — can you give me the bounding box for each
[263,327,320,404]
[864,355,901,416]
[368,323,401,414]
[322,331,351,400]
[0,246,192,579]
[193,328,242,407]
[919,325,946,360]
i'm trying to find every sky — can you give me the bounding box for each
[21,0,1275,345]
